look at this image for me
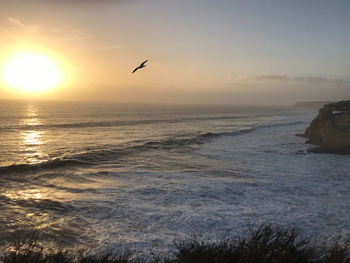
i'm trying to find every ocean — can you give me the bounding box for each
[0,100,349,254]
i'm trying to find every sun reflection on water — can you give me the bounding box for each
[23,130,43,145]
[21,104,46,164]
[4,189,43,200]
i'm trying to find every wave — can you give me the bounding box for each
[0,115,252,132]
[0,159,88,174]
[0,121,304,174]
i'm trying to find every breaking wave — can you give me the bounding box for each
[0,115,269,132]
[0,121,303,174]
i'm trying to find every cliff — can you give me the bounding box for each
[304,100,350,154]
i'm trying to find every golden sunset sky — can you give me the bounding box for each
[1,0,349,105]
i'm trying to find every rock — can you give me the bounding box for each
[304,100,350,154]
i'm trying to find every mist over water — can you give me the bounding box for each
[0,100,349,254]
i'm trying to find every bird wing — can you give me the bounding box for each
[140,60,148,66]
[132,66,140,73]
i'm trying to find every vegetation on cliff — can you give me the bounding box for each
[1,225,349,263]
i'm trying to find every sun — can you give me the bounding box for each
[3,54,61,92]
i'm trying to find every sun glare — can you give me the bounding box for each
[4,54,61,92]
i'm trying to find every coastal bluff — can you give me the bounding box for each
[304,100,350,154]
[293,101,333,109]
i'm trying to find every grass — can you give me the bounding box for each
[0,225,349,263]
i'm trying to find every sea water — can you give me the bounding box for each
[0,100,349,254]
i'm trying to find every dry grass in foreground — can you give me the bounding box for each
[1,225,349,263]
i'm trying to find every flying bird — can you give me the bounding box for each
[132,60,148,73]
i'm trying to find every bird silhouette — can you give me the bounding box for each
[132,60,148,73]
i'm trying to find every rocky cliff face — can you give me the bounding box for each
[304,100,350,154]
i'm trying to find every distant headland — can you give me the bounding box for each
[293,101,334,109]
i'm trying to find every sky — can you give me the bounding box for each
[0,0,349,105]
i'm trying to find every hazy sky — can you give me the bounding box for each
[1,0,349,105]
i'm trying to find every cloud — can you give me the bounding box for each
[223,72,350,105]
[1,16,120,55]
[1,16,90,47]
[48,28,89,44]
[7,17,40,33]
[227,73,348,86]
[254,74,346,85]
[86,44,123,51]
[70,43,123,53]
